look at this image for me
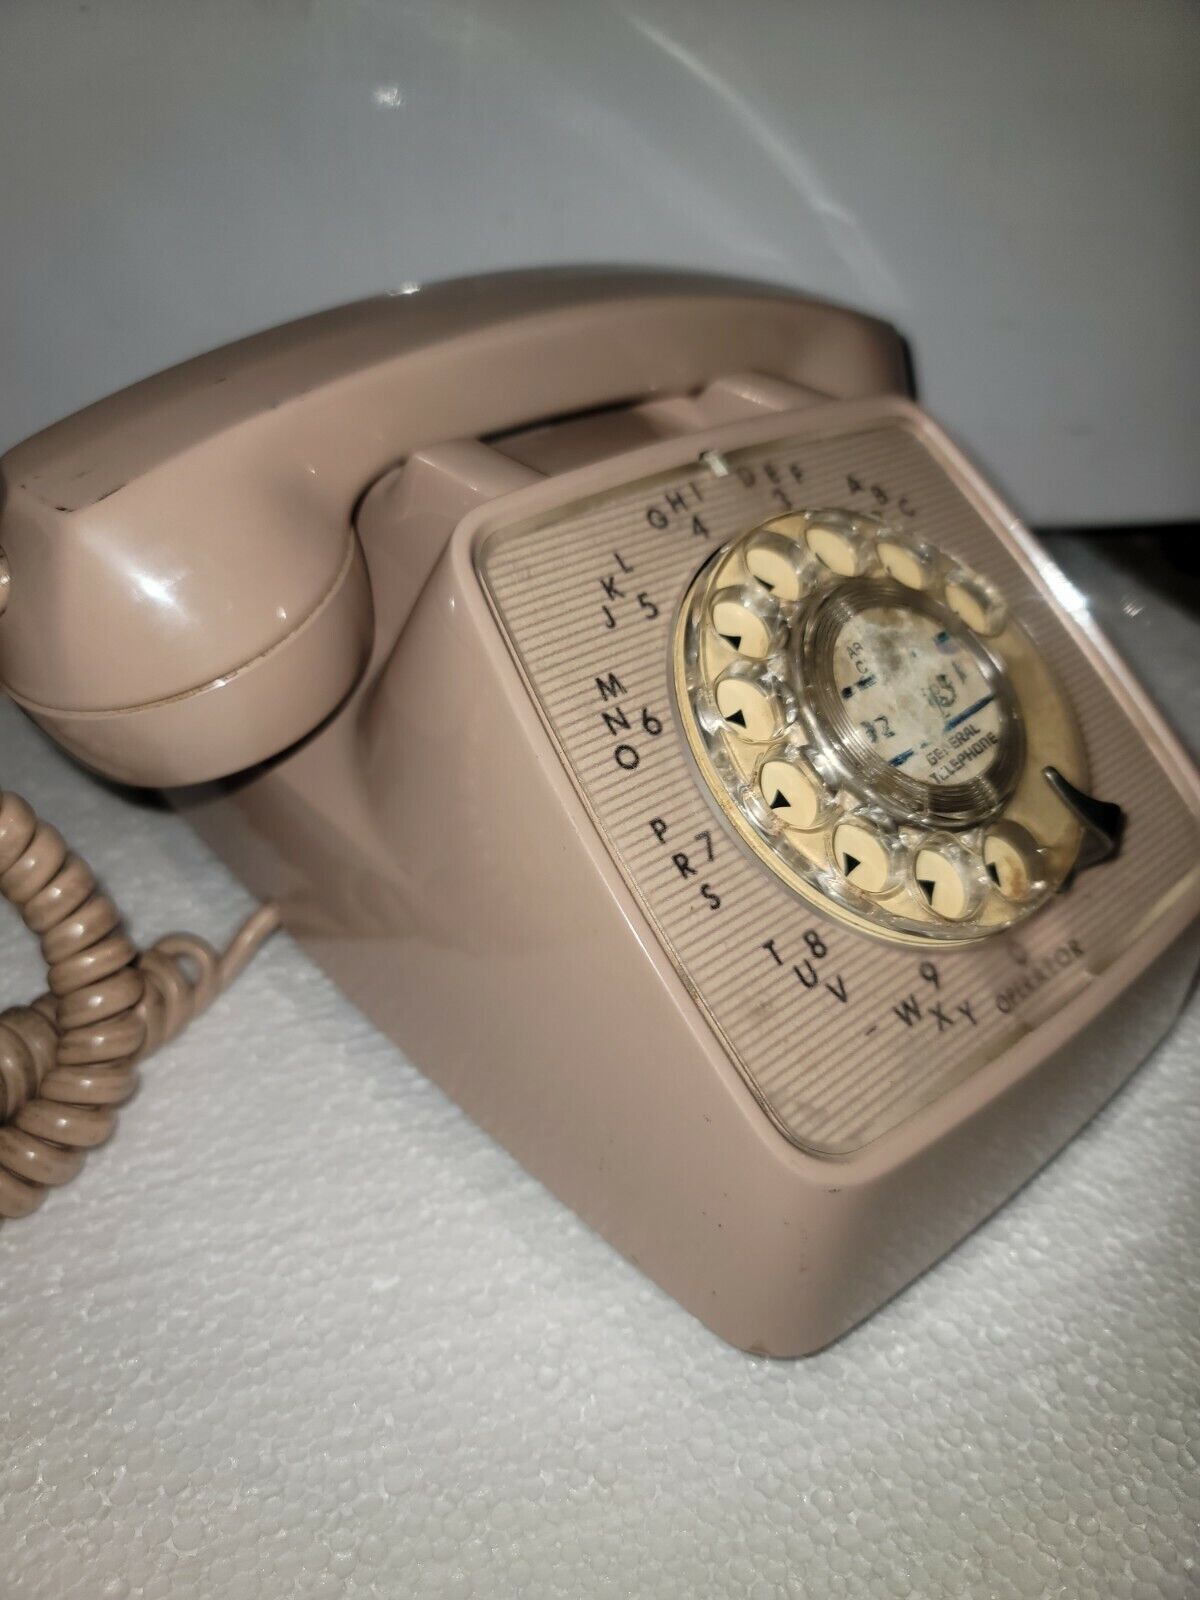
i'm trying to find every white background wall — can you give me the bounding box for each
[1,0,1196,525]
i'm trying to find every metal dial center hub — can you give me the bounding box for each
[671,508,1087,947]
[799,579,1022,827]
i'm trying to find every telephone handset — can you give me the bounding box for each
[1,270,1197,1354]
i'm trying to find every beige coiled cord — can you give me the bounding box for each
[0,789,279,1222]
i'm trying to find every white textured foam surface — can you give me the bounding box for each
[1,540,1197,1599]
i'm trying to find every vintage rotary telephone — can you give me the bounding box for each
[1,271,1197,1354]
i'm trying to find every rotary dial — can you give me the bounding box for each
[672,509,1094,946]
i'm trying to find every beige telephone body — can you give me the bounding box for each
[2,271,1198,1355]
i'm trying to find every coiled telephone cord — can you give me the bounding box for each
[0,789,279,1222]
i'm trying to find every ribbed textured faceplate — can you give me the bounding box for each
[481,415,1199,1153]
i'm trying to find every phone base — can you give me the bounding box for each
[173,388,1200,1354]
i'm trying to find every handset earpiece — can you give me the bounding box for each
[0,406,373,788]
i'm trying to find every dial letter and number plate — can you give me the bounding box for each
[480,420,1199,1154]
